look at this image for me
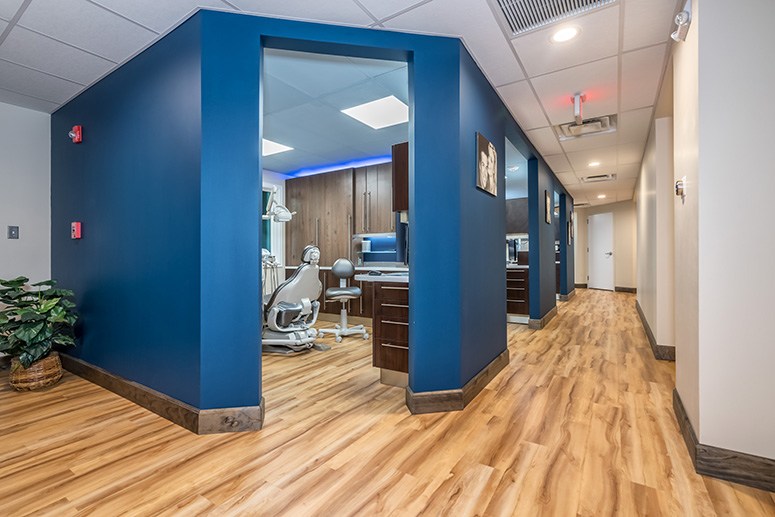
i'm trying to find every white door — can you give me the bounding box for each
[588,212,614,291]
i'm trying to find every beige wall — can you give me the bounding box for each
[0,102,50,283]
[636,115,674,349]
[672,0,700,436]
[574,200,636,289]
[695,0,775,459]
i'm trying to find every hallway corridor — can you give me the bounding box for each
[1,290,773,515]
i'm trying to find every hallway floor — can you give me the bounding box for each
[1,290,773,515]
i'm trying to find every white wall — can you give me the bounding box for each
[636,116,674,348]
[575,200,637,289]
[695,0,775,459]
[672,0,701,438]
[0,102,50,283]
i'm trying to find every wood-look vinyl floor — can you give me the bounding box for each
[1,289,773,516]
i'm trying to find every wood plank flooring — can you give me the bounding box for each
[1,289,773,516]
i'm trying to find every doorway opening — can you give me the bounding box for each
[505,137,529,324]
[259,45,411,411]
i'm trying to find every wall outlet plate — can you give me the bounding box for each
[7,226,19,239]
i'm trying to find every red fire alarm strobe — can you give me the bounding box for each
[68,125,83,144]
[71,222,82,239]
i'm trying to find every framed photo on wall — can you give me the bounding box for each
[570,211,575,240]
[476,133,497,197]
[544,190,551,224]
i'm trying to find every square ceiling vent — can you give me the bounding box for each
[491,0,618,37]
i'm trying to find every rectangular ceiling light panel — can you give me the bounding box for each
[341,95,409,130]
[494,0,618,37]
[262,138,294,156]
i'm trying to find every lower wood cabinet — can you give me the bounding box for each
[371,282,409,373]
[506,268,529,315]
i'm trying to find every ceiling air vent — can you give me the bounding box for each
[556,115,617,140]
[493,0,618,37]
[581,173,617,183]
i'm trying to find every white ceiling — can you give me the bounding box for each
[0,0,680,205]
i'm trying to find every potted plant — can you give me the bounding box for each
[0,277,78,390]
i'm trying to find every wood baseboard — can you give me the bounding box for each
[558,289,576,302]
[574,283,588,289]
[60,354,264,434]
[635,300,675,361]
[673,389,775,492]
[615,286,637,293]
[528,306,558,330]
[406,349,509,414]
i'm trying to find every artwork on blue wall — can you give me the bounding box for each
[476,132,497,196]
[544,190,551,224]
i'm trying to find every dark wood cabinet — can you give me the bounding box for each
[506,268,529,315]
[285,168,353,267]
[391,142,409,212]
[354,163,393,234]
[371,281,409,373]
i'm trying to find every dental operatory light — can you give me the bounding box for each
[341,95,409,129]
[671,0,692,42]
[262,138,294,156]
[551,26,579,43]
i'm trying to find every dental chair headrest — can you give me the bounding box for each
[301,245,320,265]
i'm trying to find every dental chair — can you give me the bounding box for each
[318,258,369,342]
[262,245,329,355]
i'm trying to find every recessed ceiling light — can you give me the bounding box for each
[341,95,409,129]
[551,27,579,43]
[262,138,294,157]
[597,194,607,199]
[588,161,601,167]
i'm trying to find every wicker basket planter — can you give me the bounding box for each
[9,352,63,391]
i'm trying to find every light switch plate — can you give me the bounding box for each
[7,226,19,239]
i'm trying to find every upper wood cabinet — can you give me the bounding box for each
[354,163,394,234]
[392,142,409,212]
[285,168,353,267]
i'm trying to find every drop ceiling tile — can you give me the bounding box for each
[623,0,676,51]
[0,87,59,112]
[384,0,525,86]
[511,5,619,77]
[531,57,618,125]
[357,0,426,21]
[620,44,667,111]
[496,81,548,130]
[347,56,406,78]
[0,0,23,20]
[559,131,618,153]
[618,142,644,165]
[323,80,395,111]
[566,146,618,172]
[91,0,229,33]
[525,127,563,156]
[0,26,114,85]
[265,49,371,98]
[616,163,641,179]
[618,107,653,143]
[373,67,410,104]
[557,172,580,186]
[544,154,572,173]
[262,74,315,116]
[0,18,7,31]
[229,0,373,26]
[0,59,81,103]
[18,0,156,62]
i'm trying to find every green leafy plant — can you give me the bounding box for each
[0,277,78,369]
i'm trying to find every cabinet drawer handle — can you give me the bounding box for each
[382,320,409,326]
[382,286,408,291]
[382,303,409,309]
[381,343,408,350]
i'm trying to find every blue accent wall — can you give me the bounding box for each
[51,17,204,407]
[51,9,576,409]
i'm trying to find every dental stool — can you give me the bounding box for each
[318,258,369,343]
